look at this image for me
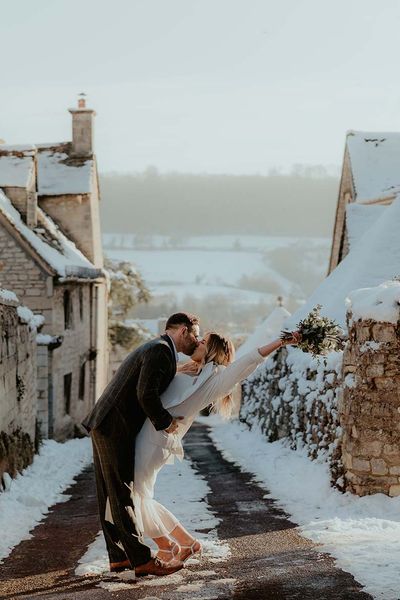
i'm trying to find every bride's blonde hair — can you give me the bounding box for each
[178,332,235,418]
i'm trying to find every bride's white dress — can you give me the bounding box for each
[131,348,265,541]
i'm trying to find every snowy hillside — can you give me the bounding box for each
[104,234,330,335]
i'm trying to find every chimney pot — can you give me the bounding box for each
[78,93,86,109]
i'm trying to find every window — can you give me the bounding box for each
[79,362,86,400]
[79,287,83,321]
[63,290,73,330]
[64,373,72,414]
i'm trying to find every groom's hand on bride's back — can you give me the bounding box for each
[164,417,184,434]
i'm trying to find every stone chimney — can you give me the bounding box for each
[68,94,96,157]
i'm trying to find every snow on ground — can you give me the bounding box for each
[106,248,294,291]
[0,437,92,562]
[103,233,330,252]
[76,455,230,577]
[104,235,328,314]
[207,417,400,600]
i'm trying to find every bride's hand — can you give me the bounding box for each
[165,417,184,434]
[177,361,201,374]
[280,331,301,346]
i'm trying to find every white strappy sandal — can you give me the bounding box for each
[156,541,181,565]
[180,539,203,563]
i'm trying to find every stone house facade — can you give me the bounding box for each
[0,99,108,441]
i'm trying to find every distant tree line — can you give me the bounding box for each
[99,167,339,237]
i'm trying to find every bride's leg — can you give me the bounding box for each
[169,523,202,561]
[152,535,181,562]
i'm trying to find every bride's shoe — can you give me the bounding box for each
[156,541,181,565]
[179,539,202,563]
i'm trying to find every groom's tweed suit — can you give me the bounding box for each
[83,335,177,567]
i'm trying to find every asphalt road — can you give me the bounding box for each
[0,422,372,600]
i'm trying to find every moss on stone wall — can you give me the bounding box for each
[0,428,35,485]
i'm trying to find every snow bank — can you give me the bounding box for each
[241,346,343,471]
[0,438,92,562]
[346,280,400,324]
[210,419,400,600]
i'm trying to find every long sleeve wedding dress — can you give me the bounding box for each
[129,348,265,541]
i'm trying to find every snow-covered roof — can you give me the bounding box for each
[0,189,101,279]
[236,305,291,358]
[0,155,34,188]
[346,203,386,250]
[347,131,400,203]
[0,144,36,154]
[37,150,93,195]
[285,194,400,328]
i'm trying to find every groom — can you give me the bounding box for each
[83,312,200,577]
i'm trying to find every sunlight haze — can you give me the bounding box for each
[1,0,400,173]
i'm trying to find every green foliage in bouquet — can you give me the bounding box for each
[281,304,344,356]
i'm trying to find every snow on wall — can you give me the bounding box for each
[240,346,344,484]
[346,280,400,324]
[347,131,400,203]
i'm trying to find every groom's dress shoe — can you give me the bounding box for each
[135,557,183,577]
[110,559,132,573]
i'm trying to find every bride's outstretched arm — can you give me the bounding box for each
[208,332,299,401]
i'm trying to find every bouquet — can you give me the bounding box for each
[280,305,344,356]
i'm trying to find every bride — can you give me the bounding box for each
[131,329,299,566]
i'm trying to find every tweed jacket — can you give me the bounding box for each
[82,335,177,435]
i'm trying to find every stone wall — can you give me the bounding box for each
[341,317,400,496]
[240,346,344,485]
[0,225,48,306]
[0,296,38,482]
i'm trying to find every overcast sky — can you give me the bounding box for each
[1,0,400,174]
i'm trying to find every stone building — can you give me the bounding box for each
[240,130,400,497]
[0,99,108,441]
[329,131,400,273]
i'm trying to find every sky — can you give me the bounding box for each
[1,0,400,174]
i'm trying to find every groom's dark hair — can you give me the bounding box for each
[165,312,199,331]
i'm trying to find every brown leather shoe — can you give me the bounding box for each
[110,559,132,573]
[135,557,183,577]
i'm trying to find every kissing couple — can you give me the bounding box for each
[83,312,299,578]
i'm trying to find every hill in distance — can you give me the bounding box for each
[99,166,339,238]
